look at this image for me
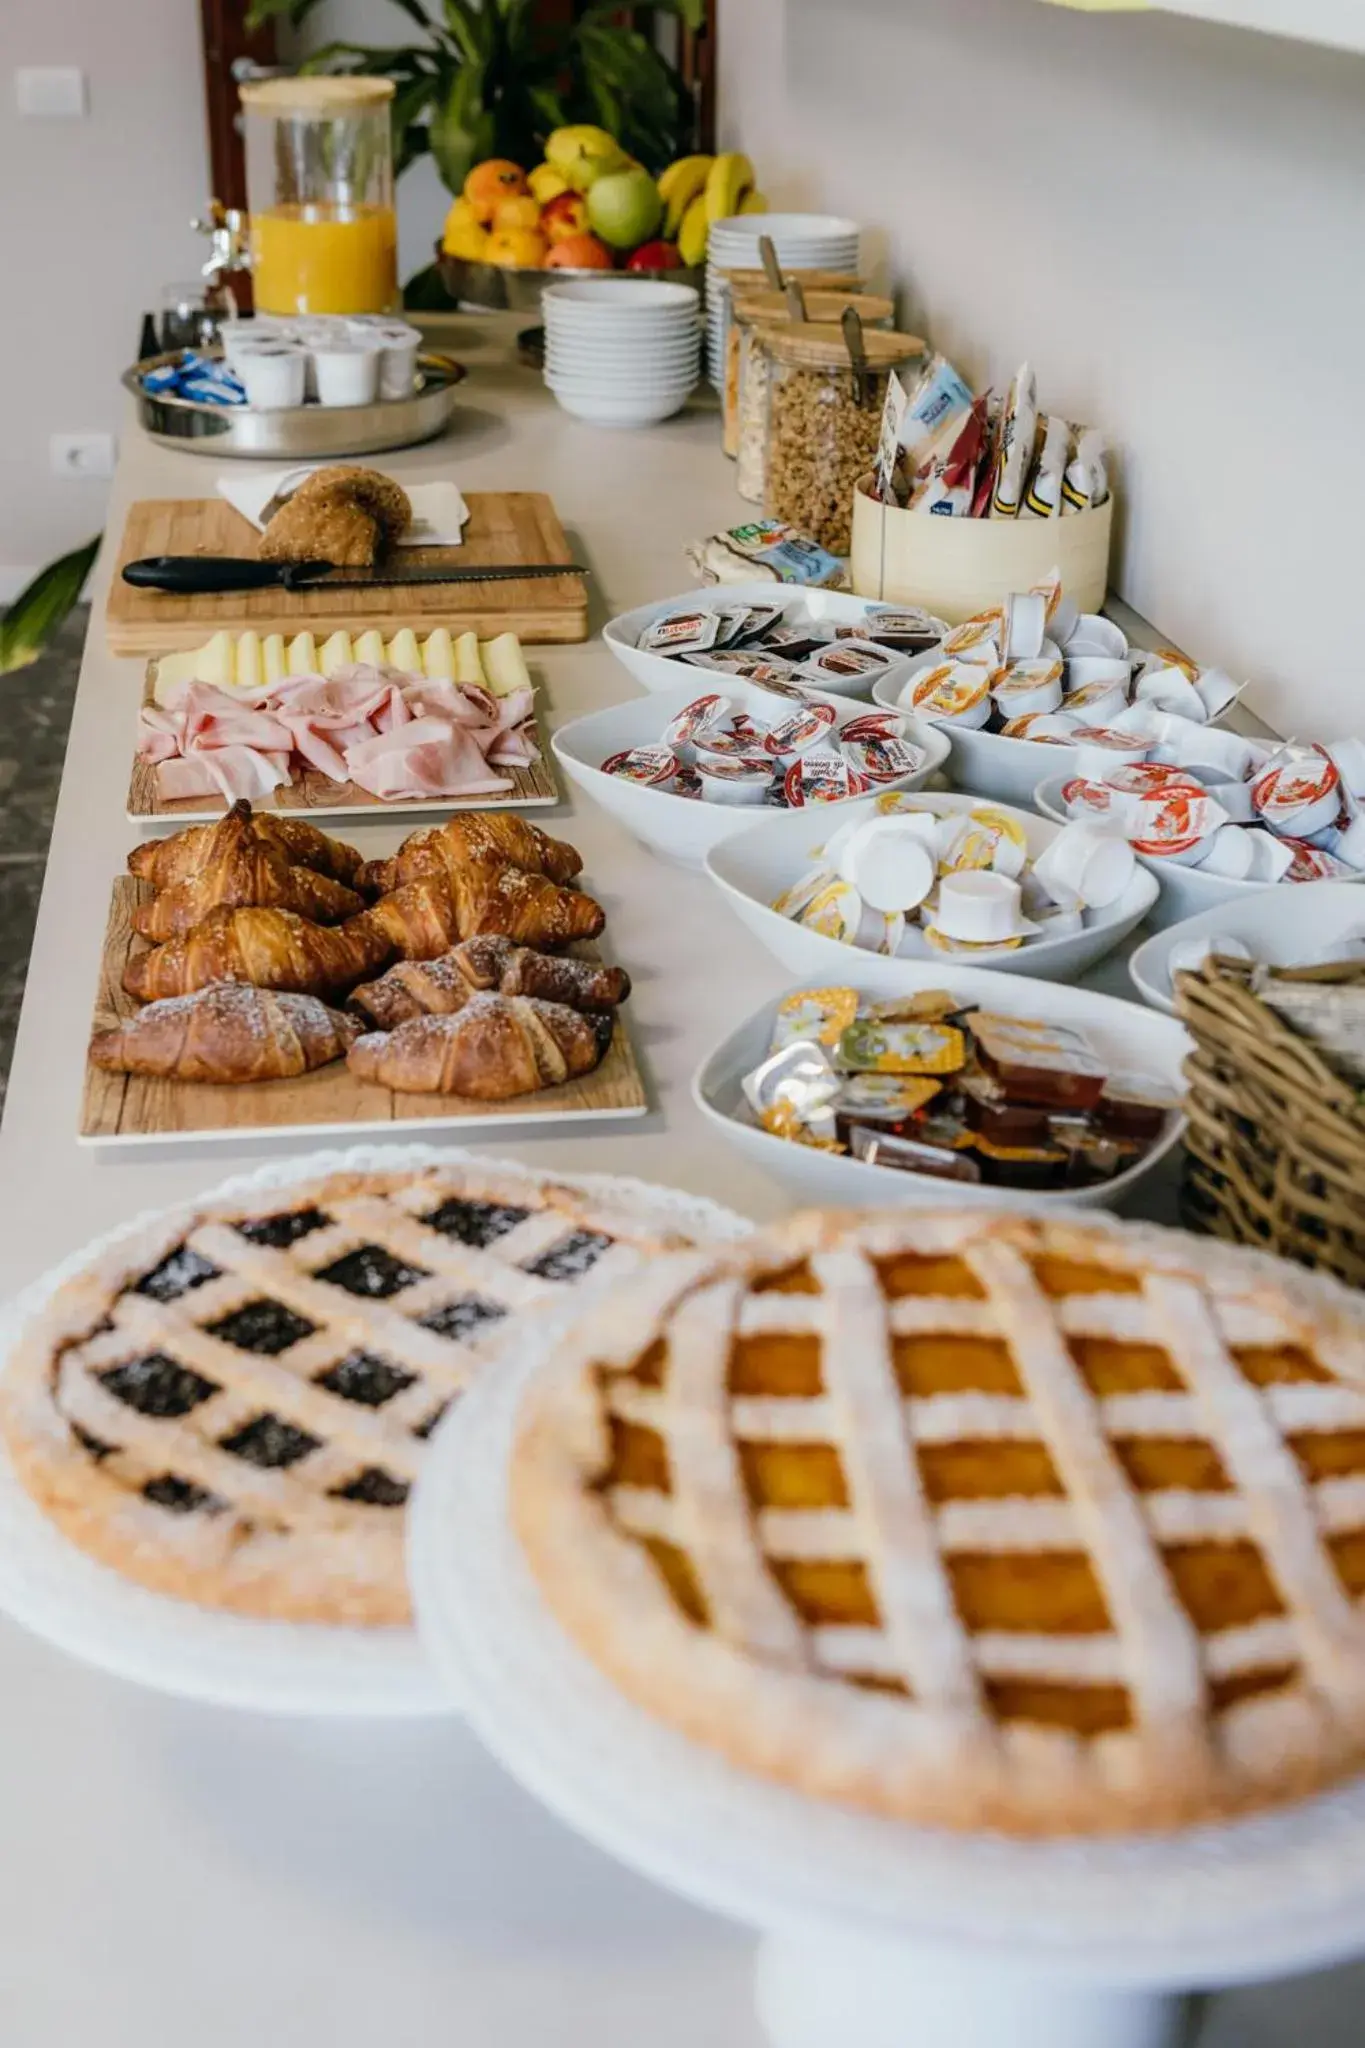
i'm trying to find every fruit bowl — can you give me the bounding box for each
[435,246,705,314]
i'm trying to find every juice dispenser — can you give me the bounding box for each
[240,76,398,317]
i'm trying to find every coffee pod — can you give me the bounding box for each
[1134,669,1208,722]
[1060,776,1140,828]
[1131,786,1230,864]
[1033,820,1135,908]
[663,694,731,757]
[1001,590,1048,661]
[908,663,993,728]
[841,735,924,783]
[1328,736,1365,800]
[1245,831,1296,884]
[784,751,869,807]
[936,806,1030,879]
[1328,812,1365,872]
[1168,934,1254,979]
[1073,729,1152,779]
[1066,655,1132,694]
[237,342,308,410]
[600,745,679,788]
[1251,746,1343,840]
[1194,667,1244,720]
[991,659,1063,720]
[1001,710,1083,743]
[311,339,381,407]
[1170,720,1260,784]
[1192,824,1258,880]
[1064,614,1127,659]
[760,700,837,762]
[1284,839,1353,882]
[1064,677,1130,724]
[929,871,1041,944]
[696,755,772,805]
[838,818,937,914]
[840,709,905,743]
[1051,592,1081,647]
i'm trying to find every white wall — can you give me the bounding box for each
[718,0,1365,740]
[0,0,208,589]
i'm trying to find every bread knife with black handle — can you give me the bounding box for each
[122,557,589,594]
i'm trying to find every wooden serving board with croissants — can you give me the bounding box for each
[106,494,589,656]
[81,808,646,1143]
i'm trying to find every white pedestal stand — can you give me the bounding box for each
[411,1353,1365,2048]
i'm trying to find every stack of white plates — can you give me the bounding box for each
[541,280,701,428]
[704,213,861,387]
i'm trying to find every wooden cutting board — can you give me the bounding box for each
[83,878,647,1144]
[106,492,589,656]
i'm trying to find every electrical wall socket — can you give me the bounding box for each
[15,67,88,118]
[50,433,117,480]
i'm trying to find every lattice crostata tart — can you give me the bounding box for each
[3,1165,692,1627]
[513,1208,1365,1834]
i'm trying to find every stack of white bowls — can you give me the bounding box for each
[542,280,701,428]
[705,213,861,388]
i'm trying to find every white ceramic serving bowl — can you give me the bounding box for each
[693,970,1189,1213]
[543,279,700,316]
[605,581,926,700]
[704,789,1159,983]
[545,337,700,363]
[544,367,699,397]
[546,385,697,428]
[551,683,949,870]
[1034,774,1365,930]
[1128,880,1365,1015]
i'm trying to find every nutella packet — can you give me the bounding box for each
[1062,428,1110,515]
[990,363,1038,520]
[1022,415,1070,520]
[639,608,722,657]
[733,602,786,644]
[796,639,899,688]
[687,519,848,588]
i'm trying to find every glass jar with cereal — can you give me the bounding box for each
[763,326,925,556]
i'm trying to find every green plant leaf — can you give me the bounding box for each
[391,68,446,175]
[0,537,99,676]
[572,20,686,170]
[245,0,326,29]
[580,0,705,26]
[387,0,435,28]
[428,62,496,194]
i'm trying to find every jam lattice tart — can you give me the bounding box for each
[513,1208,1365,1834]
[4,1166,688,1625]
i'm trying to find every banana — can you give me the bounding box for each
[658,153,713,234]
[738,189,768,215]
[678,192,711,267]
[704,151,755,223]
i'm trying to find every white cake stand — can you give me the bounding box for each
[0,1143,749,1716]
[410,1346,1365,2048]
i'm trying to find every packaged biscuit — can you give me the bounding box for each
[686,519,848,588]
[990,363,1038,520]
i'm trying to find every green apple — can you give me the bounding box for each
[586,167,663,251]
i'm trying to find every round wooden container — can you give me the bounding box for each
[849,475,1113,623]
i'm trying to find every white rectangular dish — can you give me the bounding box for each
[1128,880,1365,1014]
[704,791,1159,983]
[603,582,926,700]
[693,970,1189,1213]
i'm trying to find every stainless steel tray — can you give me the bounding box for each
[123,349,468,460]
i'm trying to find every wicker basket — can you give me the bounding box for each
[1176,957,1365,1288]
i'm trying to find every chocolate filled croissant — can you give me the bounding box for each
[128,805,364,889]
[348,936,630,1030]
[362,865,605,957]
[131,806,364,940]
[356,813,583,897]
[124,906,393,1003]
[347,995,614,1099]
[90,982,359,1083]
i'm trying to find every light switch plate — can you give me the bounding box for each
[50,433,116,480]
[15,67,88,119]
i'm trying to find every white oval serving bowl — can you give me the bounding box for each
[604,581,928,700]
[1128,880,1365,1015]
[552,683,950,869]
[1034,774,1365,930]
[692,969,1189,1213]
[704,789,1159,982]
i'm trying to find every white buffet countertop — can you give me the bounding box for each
[0,318,1357,2047]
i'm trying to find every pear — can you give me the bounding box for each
[287,631,319,676]
[481,632,532,697]
[320,630,354,677]
[262,632,286,686]
[354,629,387,669]
[452,630,486,686]
[387,627,422,677]
[423,626,456,680]
[234,630,263,695]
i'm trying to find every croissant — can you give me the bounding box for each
[132,809,365,940]
[124,907,392,1004]
[348,936,631,1030]
[348,995,614,1099]
[90,981,360,1083]
[356,813,583,897]
[129,805,364,888]
[362,864,605,956]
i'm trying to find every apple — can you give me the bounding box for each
[586,167,663,251]
[463,159,529,225]
[543,232,614,271]
[541,190,590,243]
[626,239,683,272]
